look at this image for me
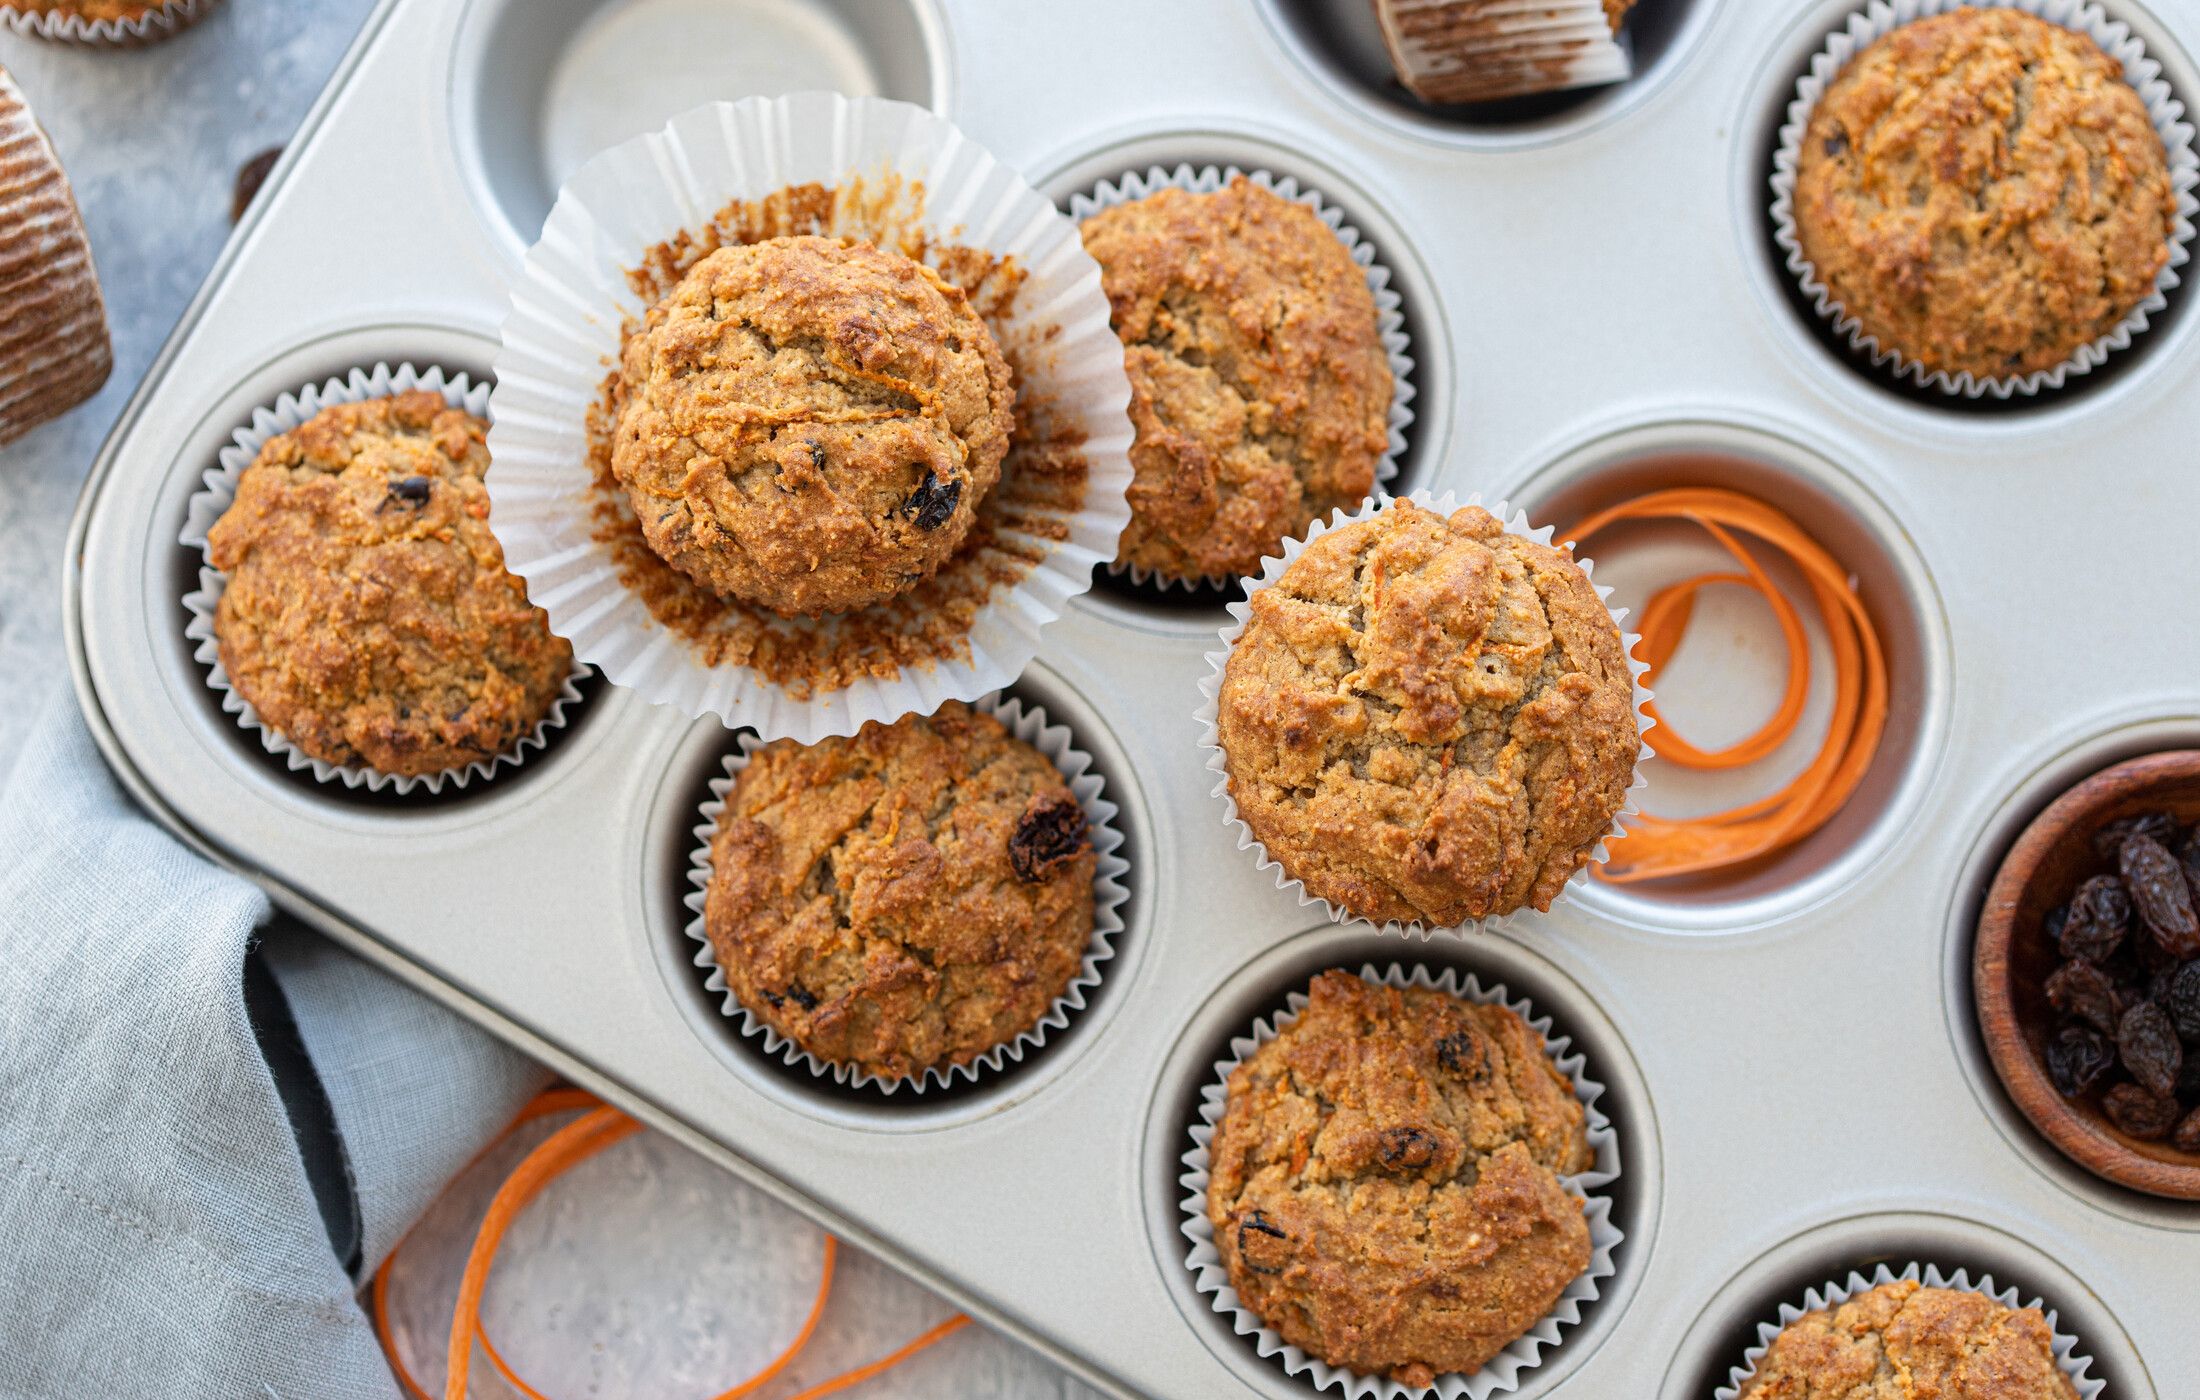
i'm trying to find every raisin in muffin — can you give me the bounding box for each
[702,702,1095,1082]
[1794,9,2176,382]
[1216,500,1636,926]
[1738,1280,2080,1400]
[611,235,1014,616]
[1206,970,1594,1386]
[1079,177,1390,582]
[206,391,573,778]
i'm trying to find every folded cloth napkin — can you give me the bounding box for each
[0,682,546,1400]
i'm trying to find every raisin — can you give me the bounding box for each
[2091,811,2180,861]
[1822,127,1849,157]
[2117,1000,2184,1099]
[899,469,962,530]
[385,475,432,506]
[2046,1024,2116,1098]
[2103,1083,2180,1140]
[1375,1126,1441,1171]
[2121,835,2200,959]
[2057,875,2130,963]
[2169,961,2200,1043]
[783,984,818,1012]
[1008,794,1087,883]
[804,438,826,472]
[1235,1209,1290,1274]
[1435,1029,1489,1081]
[2045,958,2121,1033]
[2175,1107,2200,1155]
[230,144,283,224]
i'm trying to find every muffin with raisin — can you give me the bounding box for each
[1737,1279,2079,1399]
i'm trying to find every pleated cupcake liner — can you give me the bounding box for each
[487,93,1135,743]
[1370,0,1632,106]
[1771,0,2200,399]
[1195,491,1653,938]
[179,361,587,795]
[682,692,1131,1094]
[2,0,214,45]
[0,64,110,449]
[1066,162,1417,592]
[1180,961,1623,1399]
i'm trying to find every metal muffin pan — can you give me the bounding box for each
[62,0,2200,1394]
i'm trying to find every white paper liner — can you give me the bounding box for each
[1371,0,1632,106]
[1180,962,1623,1398]
[1716,1262,2104,1400]
[1771,0,2200,399]
[1196,492,1653,938]
[488,94,1135,742]
[1066,163,1417,592]
[2,0,211,45]
[681,692,1131,1094]
[179,362,588,796]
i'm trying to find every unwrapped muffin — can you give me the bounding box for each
[206,391,574,778]
[1216,500,1637,926]
[1079,176,1389,582]
[1737,1279,2079,1399]
[611,235,1015,616]
[1792,9,2177,382]
[1205,970,1594,1386]
[0,64,110,448]
[702,701,1096,1083]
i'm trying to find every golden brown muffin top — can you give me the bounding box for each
[1794,9,2176,380]
[611,235,1014,616]
[1738,1280,2080,1400]
[703,701,1096,1082]
[1207,970,1594,1385]
[1216,501,1636,925]
[205,391,573,778]
[1079,176,1390,581]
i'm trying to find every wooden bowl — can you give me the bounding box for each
[1975,750,2200,1199]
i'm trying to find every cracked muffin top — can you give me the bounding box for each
[205,391,573,778]
[702,701,1096,1082]
[1206,970,1594,1387]
[1793,9,2176,381]
[1216,500,1636,926]
[1737,1280,2080,1400]
[1078,176,1390,581]
[611,235,1015,616]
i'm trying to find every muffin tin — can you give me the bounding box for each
[61,0,2200,1394]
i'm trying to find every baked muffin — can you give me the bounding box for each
[1079,177,1390,581]
[1216,500,1636,926]
[206,391,574,777]
[1206,970,1594,1386]
[1794,9,2177,381]
[0,63,111,448]
[702,702,1096,1082]
[1738,1280,2079,1400]
[10,2,164,15]
[611,235,1015,616]
[1371,0,1636,106]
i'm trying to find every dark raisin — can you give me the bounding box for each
[761,990,784,1009]
[2180,826,2200,893]
[1435,1030,1489,1081]
[230,144,282,224]
[2058,875,2130,963]
[2103,1082,2180,1140]
[2173,1107,2200,1154]
[2117,1000,2184,1099]
[2045,1024,2116,1098]
[2168,961,2200,1043]
[785,984,818,1012]
[1375,1126,1441,1171]
[1235,1209,1290,1274]
[1822,126,1849,157]
[2091,811,2181,861]
[899,469,962,531]
[386,475,432,507]
[2045,958,2122,1033]
[2123,835,2200,959]
[805,438,827,472]
[1008,794,1087,883]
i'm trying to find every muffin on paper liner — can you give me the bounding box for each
[1770,0,2200,399]
[488,94,1135,744]
[179,362,587,796]
[0,63,112,448]
[1195,491,1653,939]
[2,0,214,45]
[1716,1262,2103,1400]
[1179,962,1624,1399]
[1370,0,1633,107]
[1066,162,1416,592]
[682,692,1131,1095]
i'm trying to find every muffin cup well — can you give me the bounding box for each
[681,692,1131,1095]
[488,93,1135,744]
[1770,0,2200,400]
[1180,962,1624,1399]
[2,0,214,45]
[179,361,587,796]
[1195,491,1653,937]
[1369,0,1632,107]
[1066,162,1417,591]
[1715,1261,2104,1399]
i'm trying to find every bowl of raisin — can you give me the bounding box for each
[1976,750,2200,1199]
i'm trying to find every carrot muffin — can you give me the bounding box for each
[703,702,1095,1082]
[1371,0,1636,106]
[611,235,1015,617]
[206,391,573,777]
[1216,500,1636,926]
[1793,9,2177,381]
[1206,970,1594,1386]
[1079,177,1390,581]
[1738,1279,2079,1400]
